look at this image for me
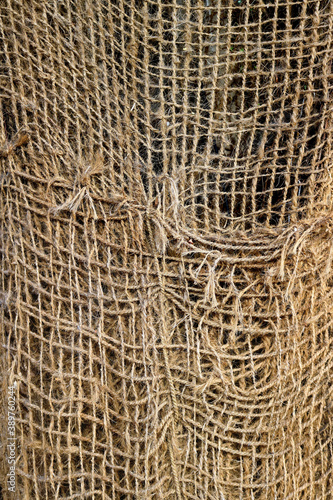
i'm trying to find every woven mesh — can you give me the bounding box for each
[1,0,333,498]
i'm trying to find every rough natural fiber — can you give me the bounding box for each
[1,0,333,498]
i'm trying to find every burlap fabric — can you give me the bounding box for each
[1,1,333,498]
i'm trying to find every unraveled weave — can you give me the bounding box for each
[1,0,333,498]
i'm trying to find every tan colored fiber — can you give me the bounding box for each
[1,0,333,498]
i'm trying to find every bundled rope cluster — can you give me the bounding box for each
[1,1,333,498]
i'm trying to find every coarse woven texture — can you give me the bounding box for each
[1,0,333,498]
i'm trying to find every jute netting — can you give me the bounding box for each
[1,0,333,498]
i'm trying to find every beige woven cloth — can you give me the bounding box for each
[1,1,333,498]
